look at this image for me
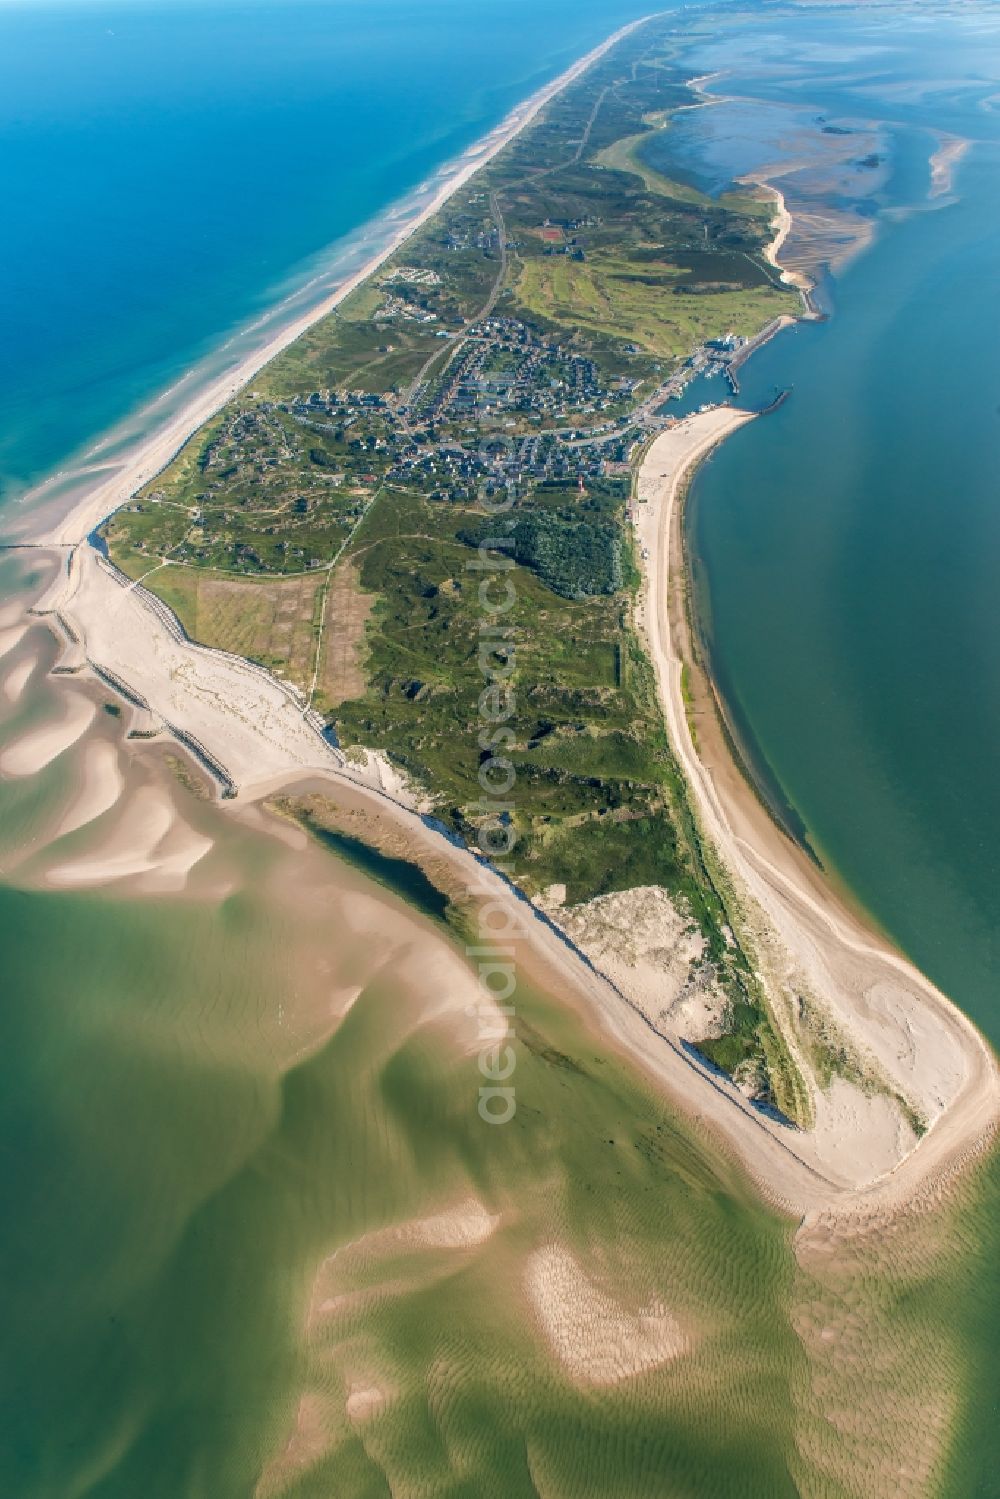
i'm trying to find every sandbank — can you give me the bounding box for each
[929,133,970,197]
[28,525,998,1216]
[0,624,28,663]
[0,691,96,778]
[525,1244,688,1385]
[2,652,38,706]
[55,739,125,838]
[45,781,211,890]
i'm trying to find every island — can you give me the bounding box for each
[22,12,999,1216]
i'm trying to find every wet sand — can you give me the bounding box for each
[0,690,95,778]
[45,781,212,891]
[2,652,37,705]
[12,528,995,1219]
[54,738,125,838]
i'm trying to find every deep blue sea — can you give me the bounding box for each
[0,0,655,504]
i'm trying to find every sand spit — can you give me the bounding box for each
[2,652,38,706]
[526,1245,688,1386]
[929,133,970,197]
[0,691,96,778]
[749,178,815,294]
[634,408,1000,1210]
[23,16,652,551]
[55,739,125,838]
[45,782,211,891]
[6,11,993,1219]
[252,761,995,1219]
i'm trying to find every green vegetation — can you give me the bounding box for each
[98,15,804,1106]
[516,252,788,358]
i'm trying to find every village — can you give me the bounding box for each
[259,311,758,507]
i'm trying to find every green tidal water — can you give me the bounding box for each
[0,741,810,1496]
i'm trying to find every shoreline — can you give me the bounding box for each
[11,16,650,551]
[633,409,1000,1221]
[743,177,816,298]
[11,530,996,1224]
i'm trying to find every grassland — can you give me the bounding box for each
[595,127,716,204]
[516,253,791,359]
[145,565,325,693]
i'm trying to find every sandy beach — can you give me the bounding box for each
[17,15,650,551]
[743,178,816,295]
[633,409,1000,1214]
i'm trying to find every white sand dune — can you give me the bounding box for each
[46,783,211,890]
[0,691,96,777]
[55,739,125,838]
[526,1245,688,1385]
[2,652,38,706]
